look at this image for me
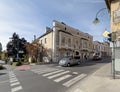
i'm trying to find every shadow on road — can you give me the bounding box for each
[0,73,7,76]
[73,57,112,67]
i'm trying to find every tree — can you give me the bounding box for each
[0,42,2,53]
[6,32,27,62]
[25,41,44,63]
[0,42,2,59]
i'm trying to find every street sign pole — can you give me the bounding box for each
[113,41,115,79]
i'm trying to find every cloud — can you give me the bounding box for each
[0,0,109,50]
[0,1,46,50]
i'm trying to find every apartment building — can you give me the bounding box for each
[105,0,120,41]
[38,20,93,62]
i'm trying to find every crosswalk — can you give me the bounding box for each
[9,71,23,92]
[30,65,87,87]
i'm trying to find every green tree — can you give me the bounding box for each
[0,42,2,53]
[6,32,27,62]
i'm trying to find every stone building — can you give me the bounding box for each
[93,41,111,57]
[38,20,94,62]
[105,0,120,41]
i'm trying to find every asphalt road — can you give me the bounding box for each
[0,58,111,92]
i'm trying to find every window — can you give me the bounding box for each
[41,40,42,44]
[68,38,71,45]
[45,38,47,44]
[62,37,65,43]
[76,40,78,45]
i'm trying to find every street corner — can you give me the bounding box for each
[66,64,111,92]
[66,75,107,92]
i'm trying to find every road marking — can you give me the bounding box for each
[10,82,20,86]
[32,68,57,72]
[9,74,15,76]
[31,67,54,71]
[34,68,58,74]
[48,71,70,79]
[54,74,72,82]
[10,79,18,83]
[11,86,22,92]
[42,70,64,77]
[9,75,16,78]
[9,71,23,92]
[73,72,78,75]
[63,73,87,87]
[10,78,18,81]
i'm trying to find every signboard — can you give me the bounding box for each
[102,31,109,37]
[114,9,120,23]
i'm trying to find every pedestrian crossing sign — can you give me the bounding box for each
[102,31,110,37]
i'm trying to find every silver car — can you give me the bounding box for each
[59,56,81,67]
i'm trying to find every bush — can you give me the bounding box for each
[9,62,13,65]
[0,64,4,69]
[12,62,22,66]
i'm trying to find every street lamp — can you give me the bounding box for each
[93,8,108,24]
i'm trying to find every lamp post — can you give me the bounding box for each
[93,8,108,24]
[93,8,116,78]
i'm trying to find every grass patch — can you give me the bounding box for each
[12,62,22,66]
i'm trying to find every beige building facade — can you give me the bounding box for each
[38,20,94,62]
[105,0,120,41]
[93,41,111,57]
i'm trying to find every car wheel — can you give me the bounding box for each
[67,63,71,67]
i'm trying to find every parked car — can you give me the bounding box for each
[92,55,102,60]
[59,56,81,67]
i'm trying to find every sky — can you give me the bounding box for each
[0,0,110,50]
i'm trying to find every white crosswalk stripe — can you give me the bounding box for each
[37,69,59,74]
[9,71,23,92]
[10,78,18,81]
[10,79,18,83]
[54,74,72,82]
[11,86,22,92]
[31,67,59,74]
[30,65,87,88]
[48,71,70,79]
[63,73,87,87]
[42,70,65,77]
[10,82,20,87]
[34,68,58,74]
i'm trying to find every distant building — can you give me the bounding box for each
[93,41,111,57]
[37,20,94,62]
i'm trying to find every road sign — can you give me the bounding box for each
[102,31,109,37]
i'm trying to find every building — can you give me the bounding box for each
[105,0,120,41]
[93,41,111,57]
[37,20,94,62]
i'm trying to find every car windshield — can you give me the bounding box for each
[62,56,72,60]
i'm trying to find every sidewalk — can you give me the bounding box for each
[67,63,120,92]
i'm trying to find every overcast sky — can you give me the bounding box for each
[0,0,110,50]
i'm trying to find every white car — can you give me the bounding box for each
[59,56,81,67]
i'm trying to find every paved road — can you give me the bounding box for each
[0,58,111,92]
